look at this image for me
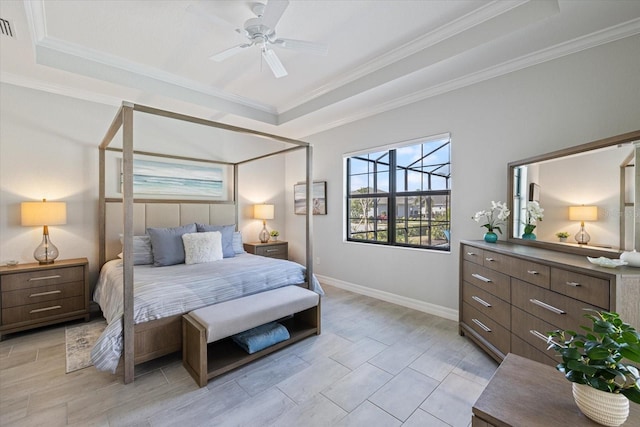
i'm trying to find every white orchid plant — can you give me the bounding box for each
[524,201,544,234]
[472,201,510,234]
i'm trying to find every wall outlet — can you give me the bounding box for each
[315,257,321,265]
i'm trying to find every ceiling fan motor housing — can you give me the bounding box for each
[244,17,276,47]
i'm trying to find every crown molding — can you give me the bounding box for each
[0,71,123,106]
[296,19,640,137]
[277,0,532,113]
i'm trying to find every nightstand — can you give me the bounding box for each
[0,258,90,339]
[243,241,288,260]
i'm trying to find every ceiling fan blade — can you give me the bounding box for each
[262,49,288,78]
[274,38,328,55]
[261,0,290,29]
[210,44,251,62]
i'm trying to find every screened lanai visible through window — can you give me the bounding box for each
[346,134,451,251]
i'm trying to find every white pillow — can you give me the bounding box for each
[182,231,223,265]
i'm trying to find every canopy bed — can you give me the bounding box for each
[96,102,317,384]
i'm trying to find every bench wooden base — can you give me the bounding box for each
[183,302,320,387]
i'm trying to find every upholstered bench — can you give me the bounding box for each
[182,285,321,387]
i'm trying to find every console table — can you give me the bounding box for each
[472,353,639,426]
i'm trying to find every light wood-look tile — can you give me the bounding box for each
[0,284,498,426]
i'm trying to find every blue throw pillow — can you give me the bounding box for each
[147,223,197,266]
[196,224,235,258]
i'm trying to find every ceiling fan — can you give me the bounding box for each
[199,0,328,78]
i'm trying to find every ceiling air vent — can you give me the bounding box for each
[1,18,14,37]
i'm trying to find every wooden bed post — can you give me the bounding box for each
[122,103,135,384]
[306,145,314,287]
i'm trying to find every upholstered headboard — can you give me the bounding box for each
[105,201,237,261]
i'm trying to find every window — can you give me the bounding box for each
[345,134,451,251]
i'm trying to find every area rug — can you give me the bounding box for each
[65,320,107,373]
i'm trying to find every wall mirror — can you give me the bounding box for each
[507,130,640,257]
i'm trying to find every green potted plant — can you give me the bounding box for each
[556,231,570,242]
[547,310,640,426]
[269,230,280,241]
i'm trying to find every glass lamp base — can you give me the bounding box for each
[34,231,59,264]
[259,226,270,243]
[575,227,591,245]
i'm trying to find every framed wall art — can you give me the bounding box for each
[294,181,327,215]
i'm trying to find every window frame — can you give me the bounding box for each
[344,133,451,251]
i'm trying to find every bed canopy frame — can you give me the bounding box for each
[98,102,314,383]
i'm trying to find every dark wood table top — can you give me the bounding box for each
[473,353,639,427]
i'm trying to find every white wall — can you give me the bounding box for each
[0,84,287,290]
[285,35,640,315]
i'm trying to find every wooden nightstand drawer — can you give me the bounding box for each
[462,245,484,264]
[2,296,86,325]
[244,242,288,260]
[0,258,89,338]
[509,257,550,289]
[2,280,84,308]
[1,266,84,292]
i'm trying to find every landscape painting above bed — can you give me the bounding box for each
[120,159,225,197]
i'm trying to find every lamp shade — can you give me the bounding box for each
[254,204,274,220]
[21,199,67,226]
[569,205,598,221]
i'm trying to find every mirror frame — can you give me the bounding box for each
[507,130,640,257]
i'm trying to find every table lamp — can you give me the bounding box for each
[568,205,597,245]
[21,199,67,264]
[254,204,274,243]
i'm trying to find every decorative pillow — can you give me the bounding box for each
[182,232,223,265]
[147,223,197,266]
[118,234,154,265]
[196,224,235,258]
[232,231,245,254]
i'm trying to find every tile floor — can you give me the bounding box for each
[0,284,498,426]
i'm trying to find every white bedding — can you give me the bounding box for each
[91,254,322,373]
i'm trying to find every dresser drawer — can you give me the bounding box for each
[2,296,86,325]
[1,266,84,292]
[462,302,510,356]
[509,258,550,289]
[511,306,559,360]
[550,268,609,309]
[511,278,600,331]
[510,333,556,368]
[462,261,510,302]
[462,245,484,264]
[1,281,84,309]
[480,250,511,272]
[462,282,510,329]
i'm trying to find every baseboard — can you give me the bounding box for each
[316,274,458,321]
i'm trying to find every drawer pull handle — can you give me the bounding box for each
[466,252,476,256]
[471,273,492,283]
[29,305,62,314]
[28,275,62,282]
[265,249,279,253]
[530,329,561,347]
[529,329,549,342]
[472,296,492,307]
[29,290,62,298]
[566,281,581,287]
[527,270,539,275]
[529,298,566,315]
[485,257,495,262]
[472,318,491,332]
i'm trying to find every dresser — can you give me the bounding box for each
[0,258,90,339]
[459,240,640,366]
[243,241,288,260]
